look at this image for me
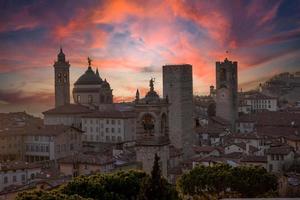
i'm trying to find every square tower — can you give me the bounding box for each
[163,64,195,158]
[54,48,70,107]
[215,58,238,130]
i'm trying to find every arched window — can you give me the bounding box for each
[63,73,67,83]
[77,95,81,103]
[142,114,155,135]
[57,73,62,83]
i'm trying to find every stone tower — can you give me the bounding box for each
[215,58,238,130]
[54,48,70,107]
[162,64,195,158]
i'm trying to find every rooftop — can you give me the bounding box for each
[43,104,92,115]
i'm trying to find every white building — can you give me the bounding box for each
[0,162,42,192]
[267,145,294,173]
[241,92,278,113]
[81,110,136,143]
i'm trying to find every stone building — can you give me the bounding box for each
[23,125,83,162]
[163,64,195,158]
[135,79,170,177]
[54,48,70,107]
[215,58,238,130]
[73,57,113,108]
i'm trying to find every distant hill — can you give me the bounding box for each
[260,71,300,103]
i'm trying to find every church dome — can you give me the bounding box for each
[145,90,159,101]
[74,67,102,85]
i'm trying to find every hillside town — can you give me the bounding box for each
[0,49,300,199]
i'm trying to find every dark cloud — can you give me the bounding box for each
[0,89,53,105]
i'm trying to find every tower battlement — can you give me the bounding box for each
[215,58,238,130]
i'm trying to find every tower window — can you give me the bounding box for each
[58,73,62,83]
[63,73,67,83]
[77,95,81,103]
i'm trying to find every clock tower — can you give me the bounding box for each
[216,58,238,130]
[54,48,70,107]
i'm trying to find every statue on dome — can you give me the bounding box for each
[87,57,92,67]
[150,78,155,91]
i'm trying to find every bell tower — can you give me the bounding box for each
[54,47,70,107]
[216,58,238,130]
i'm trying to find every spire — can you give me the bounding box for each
[135,89,140,102]
[96,68,99,76]
[58,46,65,62]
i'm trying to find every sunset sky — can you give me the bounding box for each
[0,0,300,116]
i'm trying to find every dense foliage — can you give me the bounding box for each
[177,164,278,199]
[17,155,178,200]
[17,161,277,199]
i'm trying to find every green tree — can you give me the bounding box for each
[177,164,278,199]
[17,170,148,200]
[230,166,277,197]
[139,153,179,200]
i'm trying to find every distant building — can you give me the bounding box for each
[260,71,300,103]
[215,58,238,130]
[163,64,195,158]
[240,91,278,113]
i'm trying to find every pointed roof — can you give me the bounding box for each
[57,47,65,62]
[95,68,103,82]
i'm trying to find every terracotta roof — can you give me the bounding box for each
[59,153,114,165]
[237,112,300,126]
[194,155,226,163]
[0,112,42,131]
[193,146,223,154]
[240,155,267,163]
[230,133,262,139]
[225,142,246,150]
[0,161,43,171]
[43,104,92,115]
[257,126,300,138]
[242,92,277,100]
[267,145,294,155]
[223,152,245,159]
